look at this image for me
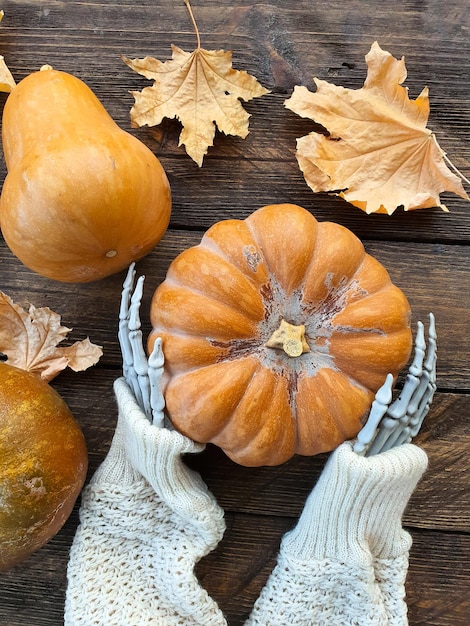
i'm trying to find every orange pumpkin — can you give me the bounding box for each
[0,66,171,283]
[0,362,88,570]
[149,204,412,467]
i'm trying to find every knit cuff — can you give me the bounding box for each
[90,377,203,487]
[283,441,428,563]
[113,377,225,544]
[90,405,141,487]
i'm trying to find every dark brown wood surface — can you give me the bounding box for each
[0,1,469,624]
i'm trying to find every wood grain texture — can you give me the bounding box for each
[0,1,469,242]
[1,233,468,388]
[0,1,468,624]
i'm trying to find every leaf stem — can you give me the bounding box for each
[432,133,470,187]
[184,0,201,49]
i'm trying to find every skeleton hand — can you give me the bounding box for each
[353,313,437,456]
[118,263,165,427]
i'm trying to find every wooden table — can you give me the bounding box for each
[1,1,469,624]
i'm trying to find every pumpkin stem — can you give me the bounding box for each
[265,319,310,357]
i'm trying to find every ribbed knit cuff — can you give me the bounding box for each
[283,441,428,563]
[91,406,141,487]
[113,377,225,546]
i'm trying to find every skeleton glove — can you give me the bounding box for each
[246,441,428,626]
[64,377,227,626]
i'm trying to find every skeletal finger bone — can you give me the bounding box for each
[118,264,145,412]
[118,262,136,380]
[352,373,393,456]
[148,338,166,427]
[353,313,437,457]
[118,264,167,426]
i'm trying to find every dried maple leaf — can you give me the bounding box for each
[285,41,469,214]
[0,291,103,382]
[0,56,15,92]
[122,0,269,166]
[0,11,16,92]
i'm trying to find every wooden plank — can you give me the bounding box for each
[0,3,469,243]
[2,2,469,91]
[47,368,470,531]
[161,157,470,244]
[0,103,466,244]
[1,231,468,389]
[187,392,470,532]
[0,510,78,626]
[0,2,468,624]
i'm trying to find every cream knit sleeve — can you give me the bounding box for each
[245,441,428,626]
[64,378,227,626]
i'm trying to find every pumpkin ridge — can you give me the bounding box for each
[202,240,268,292]
[343,278,391,302]
[243,205,315,296]
[201,223,269,289]
[212,360,266,443]
[153,283,257,341]
[265,371,296,463]
[176,285,262,322]
[337,251,374,299]
[331,283,411,333]
[331,373,372,430]
[222,370,295,466]
[295,213,322,296]
[300,221,368,307]
[165,252,265,323]
[242,211,279,283]
[329,327,412,392]
[166,356,260,441]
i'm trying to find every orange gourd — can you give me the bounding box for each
[149,204,412,467]
[0,362,88,570]
[0,66,171,283]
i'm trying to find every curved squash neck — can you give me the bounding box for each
[2,68,117,170]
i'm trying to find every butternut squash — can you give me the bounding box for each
[0,66,171,282]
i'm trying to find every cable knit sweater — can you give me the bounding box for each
[65,378,428,626]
